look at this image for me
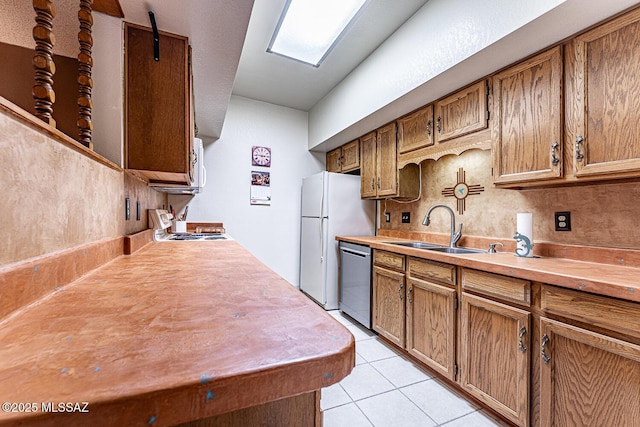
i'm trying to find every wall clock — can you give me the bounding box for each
[251,146,271,167]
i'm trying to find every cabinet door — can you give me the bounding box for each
[397,105,434,154]
[435,80,488,143]
[360,132,377,198]
[376,122,398,197]
[573,9,640,179]
[326,148,342,173]
[406,277,456,381]
[460,293,530,427]
[373,266,405,347]
[340,139,360,172]
[492,47,563,185]
[539,318,640,427]
[125,23,191,183]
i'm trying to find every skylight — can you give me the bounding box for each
[267,0,368,67]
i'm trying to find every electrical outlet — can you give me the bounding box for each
[401,212,410,223]
[555,211,571,231]
[385,212,391,223]
[125,198,130,221]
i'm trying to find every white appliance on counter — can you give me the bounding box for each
[148,209,231,241]
[299,172,375,310]
[149,138,207,195]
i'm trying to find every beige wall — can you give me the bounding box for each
[0,107,164,267]
[380,149,639,249]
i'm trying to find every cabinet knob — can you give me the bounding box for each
[541,333,551,363]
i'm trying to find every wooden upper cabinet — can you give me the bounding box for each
[326,148,342,173]
[397,104,434,154]
[360,125,419,199]
[125,23,193,184]
[340,139,360,172]
[435,80,488,143]
[376,122,399,197]
[360,132,377,198]
[571,8,640,179]
[326,140,360,173]
[492,46,563,185]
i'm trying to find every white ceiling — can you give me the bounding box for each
[231,0,431,111]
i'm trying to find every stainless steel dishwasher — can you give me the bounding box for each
[339,241,372,329]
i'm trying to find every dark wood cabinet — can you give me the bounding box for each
[124,23,193,184]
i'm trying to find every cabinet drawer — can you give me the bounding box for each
[461,268,530,306]
[541,285,640,340]
[374,250,405,271]
[408,257,456,286]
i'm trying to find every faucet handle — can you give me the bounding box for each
[488,242,504,253]
[452,223,463,247]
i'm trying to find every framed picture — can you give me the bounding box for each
[251,146,271,167]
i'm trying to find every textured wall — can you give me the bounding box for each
[0,107,165,267]
[380,150,639,249]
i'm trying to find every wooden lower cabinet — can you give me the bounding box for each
[539,318,640,427]
[406,276,456,381]
[459,292,530,426]
[372,265,405,347]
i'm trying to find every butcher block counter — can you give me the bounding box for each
[0,240,354,426]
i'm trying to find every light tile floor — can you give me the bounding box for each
[322,310,509,427]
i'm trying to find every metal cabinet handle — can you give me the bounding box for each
[408,286,413,304]
[426,119,432,136]
[551,141,560,166]
[518,326,527,353]
[371,178,375,190]
[541,333,551,363]
[575,136,585,162]
[398,283,404,300]
[377,177,381,189]
[436,116,442,133]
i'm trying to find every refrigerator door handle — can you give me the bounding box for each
[320,217,325,263]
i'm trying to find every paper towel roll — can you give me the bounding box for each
[516,213,534,257]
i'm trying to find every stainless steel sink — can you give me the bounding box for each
[384,242,442,249]
[424,246,485,254]
[383,242,485,254]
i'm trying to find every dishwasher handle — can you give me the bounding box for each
[340,248,370,258]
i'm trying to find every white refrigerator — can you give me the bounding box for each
[299,171,375,309]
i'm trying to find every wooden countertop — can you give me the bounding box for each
[338,235,640,303]
[0,241,354,426]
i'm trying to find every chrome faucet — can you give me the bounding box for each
[422,204,463,248]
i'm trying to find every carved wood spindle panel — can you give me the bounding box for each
[32,0,57,126]
[78,0,94,149]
